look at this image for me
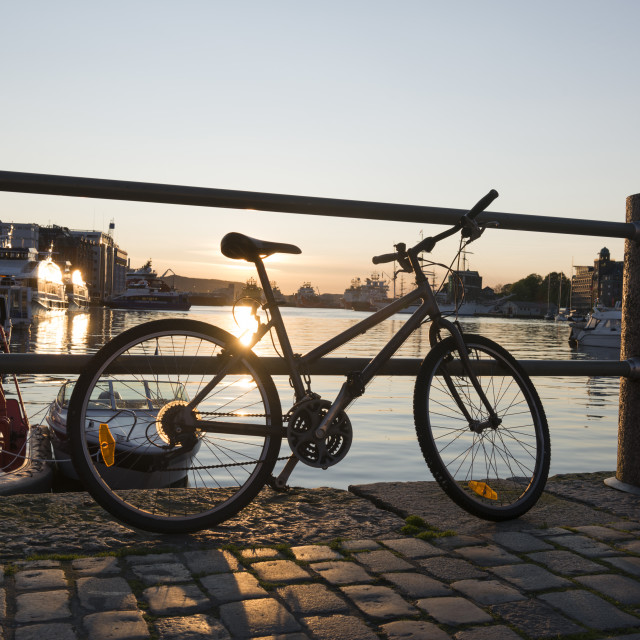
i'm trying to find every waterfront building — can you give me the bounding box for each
[68,230,128,303]
[502,301,546,318]
[593,247,623,308]
[571,265,594,312]
[571,247,623,311]
[447,269,483,302]
[0,221,128,305]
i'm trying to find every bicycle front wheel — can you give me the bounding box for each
[67,319,282,533]
[414,334,550,521]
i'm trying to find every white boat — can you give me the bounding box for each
[344,273,390,311]
[107,262,191,311]
[569,303,621,349]
[46,380,201,488]
[65,268,90,312]
[0,230,68,324]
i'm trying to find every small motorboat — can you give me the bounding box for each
[569,303,621,350]
[46,379,201,489]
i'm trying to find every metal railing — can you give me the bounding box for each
[0,353,638,378]
[1,171,639,486]
[0,170,638,240]
[0,170,635,380]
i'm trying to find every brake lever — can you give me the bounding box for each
[461,219,500,243]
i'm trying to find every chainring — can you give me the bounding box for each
[286,397,352,469]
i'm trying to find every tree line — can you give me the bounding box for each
[494,272,572,306]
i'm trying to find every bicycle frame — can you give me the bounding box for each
[187,246,500,487]
[253,258,438,399]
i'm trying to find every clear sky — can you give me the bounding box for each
[1,1,638,295]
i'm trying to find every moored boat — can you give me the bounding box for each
[107,262,191,311]
[569,303,621,349]
[0,234,68,324]
[65,268,90,311]
[295,282,321,307]
[343,273,390,311]
[46,380,201,488]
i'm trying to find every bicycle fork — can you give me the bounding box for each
[434,319,502,433]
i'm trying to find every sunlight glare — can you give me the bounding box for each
[234,305,259,346]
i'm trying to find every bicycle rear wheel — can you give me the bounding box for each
[67,319,282,533]
[414,334,550,520]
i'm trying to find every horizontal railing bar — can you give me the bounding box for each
[0,170,635,240]
[1,354,632,377]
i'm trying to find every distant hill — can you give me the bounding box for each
[166,275,244,294]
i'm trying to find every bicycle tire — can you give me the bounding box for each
[414,334,550,521]
[67,319,282,533]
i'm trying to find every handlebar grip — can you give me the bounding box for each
[372,252,397,265]
[467,189,499,220]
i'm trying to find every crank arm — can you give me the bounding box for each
[271,455,299,490]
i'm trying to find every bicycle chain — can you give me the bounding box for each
[164,454,290,472]
[160,411,288,471]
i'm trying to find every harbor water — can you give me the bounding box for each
[8,306,620,489]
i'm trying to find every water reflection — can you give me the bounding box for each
[9,308,622,488]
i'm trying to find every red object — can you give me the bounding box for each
[0,327,30,472]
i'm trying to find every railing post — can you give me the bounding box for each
[610,193,640,492]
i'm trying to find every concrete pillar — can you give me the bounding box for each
[614,193,640,488]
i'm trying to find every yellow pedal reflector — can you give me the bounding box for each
[469,480,498,500]
[99,423,116,467]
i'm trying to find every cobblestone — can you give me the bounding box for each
[527,549,607,575]
[353,550,414,573]
[381,572,452,598]
[277,583,350,615]
[451,578,527,605]
[417,596,492,625]
[289,544,341,563]
[1,473,640,640]
[76,576,137,611]
[489,563,572,591]
[200,571,268,604]
[340,584,418,619]
[309,560,374,585]
[142,583,210,616]
[539,589,640,630]
[14,569,67,591]
[251,560,311,584]
[219,598,301,637]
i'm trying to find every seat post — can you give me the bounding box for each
[253,258,306,399]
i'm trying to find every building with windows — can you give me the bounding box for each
[67,230,128,302]
[571,247,623,311]
[0,221,128,304]
[447,269,483,302]
[593,247,623,308]
[571,265,594,312]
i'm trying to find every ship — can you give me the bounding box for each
[106,261,191,311]
[236,277,263,306]
[271,281,287,306]
[343,273,390,311]
[295,282,321,307]
[0,228,68,324]
[64,266,90,312]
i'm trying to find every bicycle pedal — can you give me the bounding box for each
[267,475,290,493]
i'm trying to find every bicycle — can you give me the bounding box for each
[67,190,550,533]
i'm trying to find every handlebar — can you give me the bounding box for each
[371,189,499,266]
[466,189,499,220]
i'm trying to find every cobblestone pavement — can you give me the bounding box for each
[1,472,640,639]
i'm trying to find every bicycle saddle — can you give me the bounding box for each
[221,232,301,262]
